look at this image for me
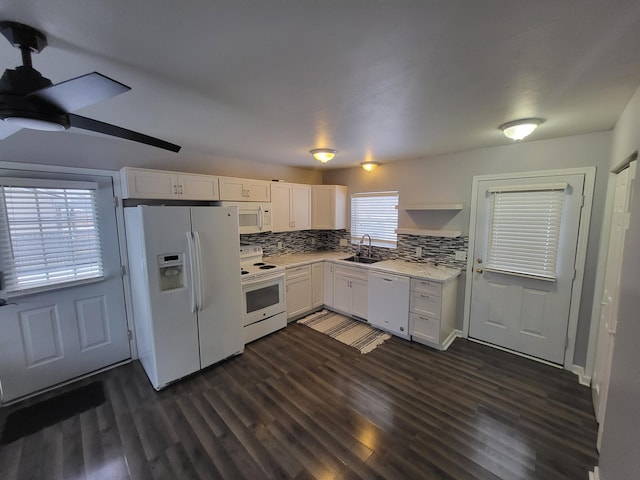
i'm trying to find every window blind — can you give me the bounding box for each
[486,187,566,280]
[0,180,104,295]
[350,191,399,248]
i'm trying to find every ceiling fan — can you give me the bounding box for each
[0,21,181,152]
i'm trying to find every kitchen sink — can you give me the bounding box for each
[342,255,379,264]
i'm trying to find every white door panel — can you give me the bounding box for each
[0,174,130,403]
[592,163,634,449]
[469,173,585,364]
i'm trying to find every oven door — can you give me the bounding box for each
[242,273,285,326]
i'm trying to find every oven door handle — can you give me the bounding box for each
[242,274,283,287]
[186,232,197,313]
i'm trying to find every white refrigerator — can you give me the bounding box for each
[124,205,243,390]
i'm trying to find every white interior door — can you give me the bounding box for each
[592,162,635,449]
[469,173,585,364]
[0,174,130,403]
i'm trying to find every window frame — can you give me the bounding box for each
[350,191,399,249]
[0,177,105,297]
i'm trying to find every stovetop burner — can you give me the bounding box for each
[259,265,276,270]
[253,262,266,266]
[241,270,249,275]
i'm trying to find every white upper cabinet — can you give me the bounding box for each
[219,177,271,202]
[272,182,311,232]
[312,185,347,230]
[120,167,219,200]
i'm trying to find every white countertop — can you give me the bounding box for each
[267,251,461,282]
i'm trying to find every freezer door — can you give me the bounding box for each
[137,206,201,387]
[190,206,244,367]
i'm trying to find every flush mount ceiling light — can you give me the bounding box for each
[499,118,545,141]
[360,161,381,172]
[310,148,336,163]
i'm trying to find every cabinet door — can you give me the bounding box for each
[312,186,335,229]
[311,263,324,308]
[324,262,335,307]
[271,183,293,232]
[245,181,271,202]
[351,277,368,320]
[122,168,177,199]
[287,275,312,319]
[179,174,219,200]
[292,184,311,230]
[219,177,246,201]
[333,275,352,314]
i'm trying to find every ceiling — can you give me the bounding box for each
[1,0,640,171]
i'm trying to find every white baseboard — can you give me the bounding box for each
[589,466,600,480]
[441,329,463,350]
[571,365,592,386]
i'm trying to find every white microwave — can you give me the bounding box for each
[221,201,272,234]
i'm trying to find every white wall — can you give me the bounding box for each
[597,85,640,480]
[324,132,612,367]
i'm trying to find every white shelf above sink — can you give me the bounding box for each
[396,228,462,238]
[402,203,463,211]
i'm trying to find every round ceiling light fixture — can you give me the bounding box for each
[499,118,544,141]
[310,148,336,163]
[360,161,381,172]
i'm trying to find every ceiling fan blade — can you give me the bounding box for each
[0,122,22,140]
[69,114,181,152]
[29,72,130,112]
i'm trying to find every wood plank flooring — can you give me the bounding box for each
[0,324,598,479]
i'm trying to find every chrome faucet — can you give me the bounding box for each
[359,234,372,258]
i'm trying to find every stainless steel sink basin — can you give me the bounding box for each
[342,255,379,264]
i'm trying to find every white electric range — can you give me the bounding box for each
[239,245,287,343]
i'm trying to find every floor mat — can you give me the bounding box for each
[1,381,105,444]
[297,310,391,354]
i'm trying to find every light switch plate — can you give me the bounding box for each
[277,242,283,249]
[339,239,348,246]
[455,250,467,261]
[416,246,422,257]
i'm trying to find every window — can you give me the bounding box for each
[0,178,104,295]
[351,191,399,248]
[485,183,567,280]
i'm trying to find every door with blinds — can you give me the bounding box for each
[0,174,130,402]
[469,173,585,364]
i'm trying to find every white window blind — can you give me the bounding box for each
[486,186,566,280]
[351,191,399,248]
[0,179,104,295]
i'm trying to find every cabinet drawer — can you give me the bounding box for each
[410,313,440,345]
[286,265,311,279]
[410,291,442,319]
[410,278,442,296]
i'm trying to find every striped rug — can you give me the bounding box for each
[297,310,391,354]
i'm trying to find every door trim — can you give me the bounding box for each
[463,167,596,370]
[585,151,638,380]
[0,160,137,360]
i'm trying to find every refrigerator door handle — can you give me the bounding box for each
[186,232,197,313]
[193,231,204,312]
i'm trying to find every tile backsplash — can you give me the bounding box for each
[240,230,469,269]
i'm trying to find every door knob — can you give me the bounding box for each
[476,268,484,274]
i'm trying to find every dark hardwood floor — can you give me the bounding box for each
[0,324,598,479]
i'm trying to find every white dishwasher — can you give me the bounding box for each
[368,271,410,339]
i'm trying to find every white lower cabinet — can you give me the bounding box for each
[286,265,312,320]
[323,262,335,307]
[311,262,324,309]
[409,277,458,349]
[332,265,368,320]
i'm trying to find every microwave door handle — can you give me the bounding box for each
[186,232,197,313]
[258,205,263,231]
[193,231,204,312]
